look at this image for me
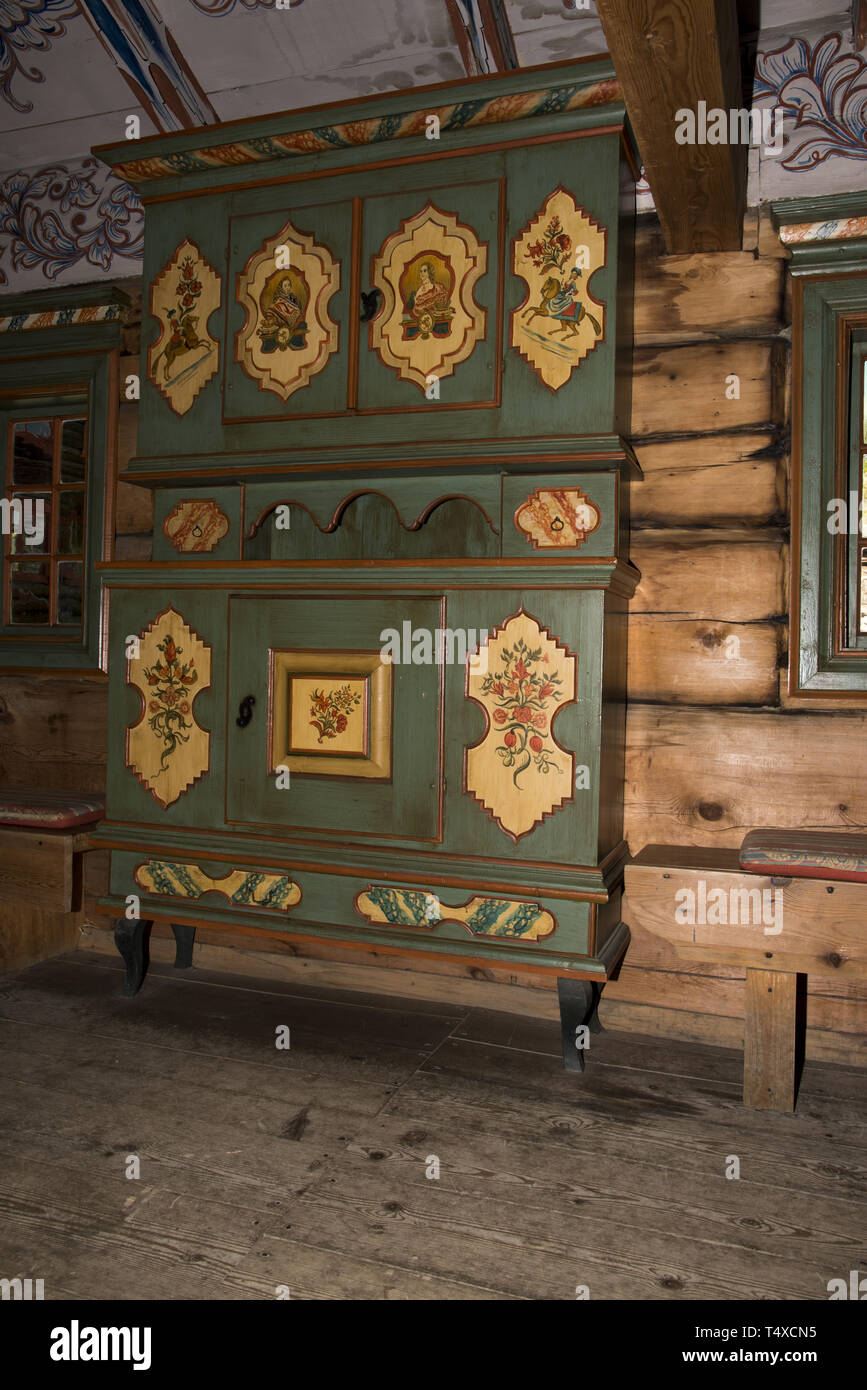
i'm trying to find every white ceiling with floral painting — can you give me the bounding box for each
[0,0,865,293]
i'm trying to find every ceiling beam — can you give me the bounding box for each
[444,0,519,76]
[76,0,219,133]
[596,0,747,253]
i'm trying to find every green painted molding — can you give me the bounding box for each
[96,558,641,596]
[123,435,641,485]
[771,193,867,227]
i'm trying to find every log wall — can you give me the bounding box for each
[3,223,865,1064]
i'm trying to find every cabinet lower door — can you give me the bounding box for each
[226,594,443,841]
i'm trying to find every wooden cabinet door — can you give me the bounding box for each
[225,593,443,841]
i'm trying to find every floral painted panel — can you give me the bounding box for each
[148,240,221,416]
[755,33,867,172]
[356,886,556,941]
[0,159,143,289]
[126,607,211,808]
[511,187,605,391]
[134,859,301,910]
[289,677,367,756]
[236,218,339,402]
[465,609,576,841]
[370,202,487,392]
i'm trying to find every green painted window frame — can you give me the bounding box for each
[0,288,127,673]
[775,197,867,698]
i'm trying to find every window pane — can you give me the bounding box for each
[9,559,50,624]
[58,489,84,554]
[8,494,50,555]
[12,420,53,486]
[57,560,82,626]
[60,417,86,482]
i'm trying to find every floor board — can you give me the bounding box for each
[0,953,864,1301]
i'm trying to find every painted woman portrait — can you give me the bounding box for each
[257,267,309,352]
[400,254,454,339]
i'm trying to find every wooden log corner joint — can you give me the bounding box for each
[89,60,640,1076]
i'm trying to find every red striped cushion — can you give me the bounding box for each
[0,789,105,830]
[740,829,867,882]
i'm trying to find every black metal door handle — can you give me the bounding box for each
[236,695,256,728]
[360,288,382,322]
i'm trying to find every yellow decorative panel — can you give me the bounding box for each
[370,201,487,391]
[135,859,300,911]
[270,650,392,779]
[235,219,339,401]
[465,609,576,841]
[163,498,230,553]
[126,607,212,809]
[511,187,605,391]
[147,239,221,416]
[514,487,601,550]
[356,885,556,940]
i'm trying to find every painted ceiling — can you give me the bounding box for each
[0,0,864,293]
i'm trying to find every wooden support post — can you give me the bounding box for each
[743,967,798,1112]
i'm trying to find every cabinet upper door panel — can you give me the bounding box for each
[358,180,502,413]
[224,197,354,421]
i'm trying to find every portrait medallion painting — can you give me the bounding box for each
[511,188,606,391]
[269,650,392,780]
[147,239,221,416]
[236,219,340,402]
[370,202,487,392]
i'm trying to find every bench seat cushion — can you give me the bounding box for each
[0,788,105,830]
[740,829,867,882]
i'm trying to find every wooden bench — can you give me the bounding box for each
[0,789,105,975]
[625,836,867,1113]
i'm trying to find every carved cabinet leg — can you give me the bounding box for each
[171,923,196,970]
[557,977,603,1073]
[113,918,149,997]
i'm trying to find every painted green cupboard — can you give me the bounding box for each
[92,58,640,1071]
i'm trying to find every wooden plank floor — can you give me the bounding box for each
[0,951,865,1301]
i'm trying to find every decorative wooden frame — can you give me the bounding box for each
[511,186,606,393]
[163,498,230,553]
[369,201,487,392]
[464,608,576,841]
[235,218,339,402]
[125,606,212,808]
[268,648,392,779]
[776,194,867,698]
[355,884,557,941]
[514,486,601,549]
[147,239,221,416]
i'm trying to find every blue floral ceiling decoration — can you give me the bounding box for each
[0,0,80,113]
[186,0,302,11]
[755,31,867,171]
[0,157,143,285]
